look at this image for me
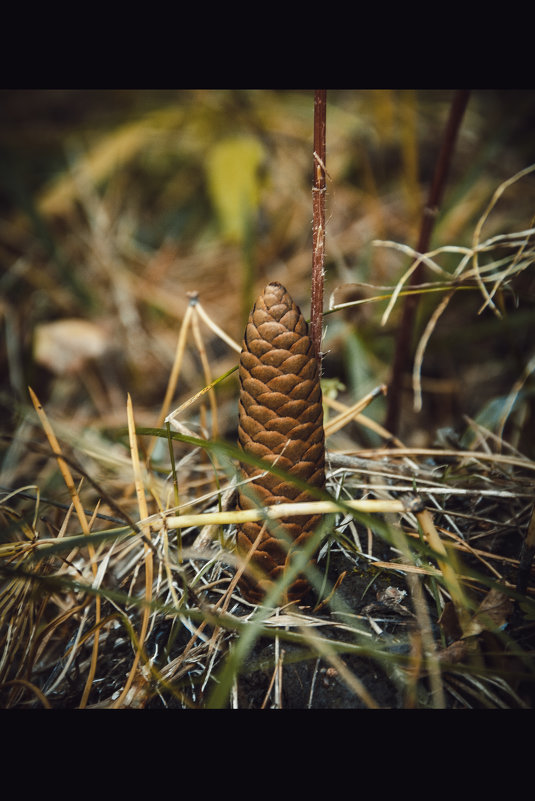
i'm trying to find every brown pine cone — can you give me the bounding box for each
[236,281,325,604]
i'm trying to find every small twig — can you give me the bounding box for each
[310,89,327,363]
[386,90,471,434]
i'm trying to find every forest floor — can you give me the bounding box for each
[1,90,535,708]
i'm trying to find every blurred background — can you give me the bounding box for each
[1,89,535,475]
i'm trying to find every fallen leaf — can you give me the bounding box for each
[34,318,110,375]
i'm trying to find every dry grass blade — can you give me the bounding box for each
[412,290,455,412]
[111,395,153,708]
[379,246,450,327]
[416,507,471,631]
[324,384,388,438]
[151,301,194,441]
[471,163,535,316]
[0,678,52,709]
[27,386,102,708]
[28,389,96,543]
[155,294,240,450]
[351,447,535,473]
[165,365,238,427]
[190,303,219,439]
[194,300,241,354]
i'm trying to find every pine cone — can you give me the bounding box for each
[236,281,325,604]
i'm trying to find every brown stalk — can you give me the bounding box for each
[310,89,327,363]
[385,89,471,435]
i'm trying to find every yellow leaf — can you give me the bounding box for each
[205,136,265,243]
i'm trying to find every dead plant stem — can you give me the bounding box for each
[386,89,470,434]
[310,89,327,363]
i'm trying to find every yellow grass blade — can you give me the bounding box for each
[111,394,153,708]
[27,386,101,708]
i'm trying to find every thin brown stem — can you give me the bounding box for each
[310,89,327,363]
[385,89,471,435]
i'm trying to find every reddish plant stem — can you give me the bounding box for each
[310,89,327,363]
[385,89,471,436]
